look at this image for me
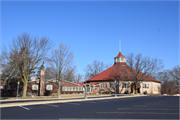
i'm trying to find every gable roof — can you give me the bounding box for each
[75,83,84,86]
[87,62,161,83]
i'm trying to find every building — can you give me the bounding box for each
[27,77,100,96]
[86,52,161,94]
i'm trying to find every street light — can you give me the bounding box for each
[84,77,87,99]
[100,83,102,96]
[16,81,20,99]
[115,80,117,97]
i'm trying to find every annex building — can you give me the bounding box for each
[86,52,161,94]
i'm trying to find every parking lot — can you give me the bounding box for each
[1,95,179,119]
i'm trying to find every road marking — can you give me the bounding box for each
[118,108,179,110]
[134,105,178,108]
[146,104,169,105]
[19,105,30,110]
[96,112,179,114]
[146,106,178,108]
[64,103,80,105]
[146,105,179,107]
[43,104,59,107]
[134,105,146,107]
[85,102,96,103]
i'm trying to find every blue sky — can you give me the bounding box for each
[1,1,179,76]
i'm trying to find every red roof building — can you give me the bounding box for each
[87,52,161,94]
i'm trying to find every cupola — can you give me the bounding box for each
[114,52,126,64]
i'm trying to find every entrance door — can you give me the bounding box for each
[138,88,140,93]
[87,87,90,93]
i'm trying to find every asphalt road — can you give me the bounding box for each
[1,96,179,119]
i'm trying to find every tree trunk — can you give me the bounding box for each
[22,82,27,97]
[135,89,137,94]
[135,85,137,94]
[57,87,59,96]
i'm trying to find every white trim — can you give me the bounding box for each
[32,84,38,90]
[142,83,149,89]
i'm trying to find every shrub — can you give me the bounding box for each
[124,90,129,94]
[144,90,147,94]
[44,90,51,96]
[66,92,68,94]
[70,92,72,94]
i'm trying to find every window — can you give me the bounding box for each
[80,87,83,91]
[63,87,67,91]
[117,58,120,62]
[158,85,160,91]
[67,87,70,91]
[156,84,158,90]
[95,87,98,91]
[70,87,73,91]
[87,87,90,92]
[121,57,124,62]
[63,87,65,91]
[110,82,115,89]
[46,85,53,90]
[32,85,38,90]
[122,83,129,89]
[101,83,107,89]
[0,86,4,89]
[142,83,149,89]
[73,87,75,91]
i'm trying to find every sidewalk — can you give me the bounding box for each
[0,94,147,108]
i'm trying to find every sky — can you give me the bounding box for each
[1,1,179,77]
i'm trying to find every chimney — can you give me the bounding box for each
[40,70,45,96]
[33,76,36,81]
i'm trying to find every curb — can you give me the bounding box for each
[0,95,112,101]
[0,95,147,108]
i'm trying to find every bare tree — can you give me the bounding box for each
[169,65,180,86]
[64,66,77,82]
[47,43,76,95]
[110,53,164,94]
[45,67,56,80]
[1,33,52,97]
[85,60,112,79]
[74,74,84,83]
[156,70,179,94]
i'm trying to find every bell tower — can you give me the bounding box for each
[114,52,126,64]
